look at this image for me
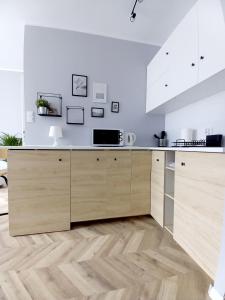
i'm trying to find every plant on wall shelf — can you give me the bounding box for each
[0,133,22,146]
[36,97,50,115]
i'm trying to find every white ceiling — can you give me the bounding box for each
[0,0,197,70]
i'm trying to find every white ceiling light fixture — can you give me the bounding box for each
[130,0,144,22]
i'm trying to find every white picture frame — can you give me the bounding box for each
[93,82,107,103]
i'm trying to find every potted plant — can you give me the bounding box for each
[36,97,50,115]
[0,133,22,146]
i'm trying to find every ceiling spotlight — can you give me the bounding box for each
[130,12,136,22]
[130,0,144,23]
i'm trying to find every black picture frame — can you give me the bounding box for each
[72,74,88,97]
[66,106,85,125]
[91,107,104,118]
[111,101,119,113]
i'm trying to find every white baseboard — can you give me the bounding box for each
[208,285,224,300]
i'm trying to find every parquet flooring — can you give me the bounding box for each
[0,215,211,299]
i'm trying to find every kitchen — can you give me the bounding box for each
[0,0,225,299]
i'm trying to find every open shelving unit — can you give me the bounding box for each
[164,151,175,235]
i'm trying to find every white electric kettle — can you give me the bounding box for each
[125,132,136,146]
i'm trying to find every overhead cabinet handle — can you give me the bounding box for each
[200,56,205,60]
[191,63,195,67]
[114,158,117,161]
[97,158,100,161]
[156,159,159,162]
[181,162,185,166]
[58,158,62,162]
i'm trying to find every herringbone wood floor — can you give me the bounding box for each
[0,215,211,300]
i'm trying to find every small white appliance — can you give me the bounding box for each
[92,129,124,146]
[125,132,136,146]
[49,126,63,147]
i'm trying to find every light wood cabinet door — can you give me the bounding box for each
[8,150,70,236]
[150,151,165,227]
[71,151,108,222]
[106,151,132,218]
[131,151,151,215]
[174,152,225,278]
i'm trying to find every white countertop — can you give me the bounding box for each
[1,145,225,153]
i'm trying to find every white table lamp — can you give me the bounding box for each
[49,126,63,147]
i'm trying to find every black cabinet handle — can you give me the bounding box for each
[200,56,205,60]
[181,162,185,166]
[97,158,100,161]
[114,158,117,161]
[156,159,159,162]
[165,84,168,87]
[58,158,62,162]
[166,52,169,55]
[191,63,195,67]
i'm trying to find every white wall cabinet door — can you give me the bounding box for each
[168,7,198,98]
[146,73,173,111]
[147,42,173,85]
[198,0,225,83]
[146,4,198,112]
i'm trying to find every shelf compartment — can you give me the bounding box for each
[164,195,174,235]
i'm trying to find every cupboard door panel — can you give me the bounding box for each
[198,0,225,82]
[168,6,198,98]
[174,152,225,278]
[151,151,165,226]
[8,150,70,236]
[131,151,151,215]
[107,151,132,217]
[71,151,108,222]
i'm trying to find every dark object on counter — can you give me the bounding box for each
[206,135,223,147]
[154,131,167,147]
[172,139,206,147]
[161,131,166,139]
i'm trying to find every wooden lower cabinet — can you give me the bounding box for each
[174,152,225,279]
[71,150,151,222]
[8,150,71,236]
[131,151,151,214]
[150,151,165,227]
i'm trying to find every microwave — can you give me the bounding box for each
[92,129,125,146]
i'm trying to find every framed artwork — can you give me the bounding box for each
[91,107,104,118]
[93,82,107,103]
[72,74,88,97]
[111,101,119,113]
[66,106,84,124]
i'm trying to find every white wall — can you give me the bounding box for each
[0,70,23,136]
[165,91,225,145]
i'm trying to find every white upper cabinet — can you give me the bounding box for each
[146,0,225,114]
[167,7,198,99]
[198,0,225,82]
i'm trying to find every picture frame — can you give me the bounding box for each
[91,107,104,118]
[111,101,120,113]
[72,74,88,97]
[66,106,85,125]
[93,82,107,103]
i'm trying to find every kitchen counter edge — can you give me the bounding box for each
[1,146,225,153]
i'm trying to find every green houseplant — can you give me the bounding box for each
[36,98,49,115]
[0,133,22,146]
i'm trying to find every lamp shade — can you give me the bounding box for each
[49,126,63,138]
